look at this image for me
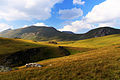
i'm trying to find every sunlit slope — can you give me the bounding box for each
[0,37,43,55]
[60,34,120,48]
[1,44,120,80]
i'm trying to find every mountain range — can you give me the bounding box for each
[0,26,120,41]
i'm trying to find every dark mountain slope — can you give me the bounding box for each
[0,26,79,41]
[79,27,120,39]
[0,26,120,41]
[62,31,74,34]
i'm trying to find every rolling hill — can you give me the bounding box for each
[0,37,71,67]
[1,34,120,80]
[0,26,120,41]
[59,34,120,48]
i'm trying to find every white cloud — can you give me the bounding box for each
[60,0,120,33]
[0,23,13,32]
[33,23,47,26]
[73,0,85,5]
[98,19,120,27]
[0,0,63,21]
[84,0,120,29]
[59,20,95,33]
[59,8,83,19]
[23,22,47,28]
[23,25,29,28]
[85,0,120,24]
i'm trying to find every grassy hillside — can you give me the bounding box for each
[59,34,120,48]
[0,37,42,55]
[0,37,72,67]
[1,44,120,80]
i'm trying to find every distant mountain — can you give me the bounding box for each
[0,26,120,41]
[62,31,74,34]
[81,27,120,39]
[1,28,12,34]
[0,26,79,41]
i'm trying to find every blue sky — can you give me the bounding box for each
[0,0,120,33]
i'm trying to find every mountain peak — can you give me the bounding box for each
[84,27,120,38]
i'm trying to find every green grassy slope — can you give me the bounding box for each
[0,37,71,67]
[59,34,120,48]
[0,37,42,55]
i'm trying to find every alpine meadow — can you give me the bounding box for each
[0,0,120,80]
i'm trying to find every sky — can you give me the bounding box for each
[0,0,120,33]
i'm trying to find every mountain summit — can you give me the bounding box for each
[82,27,120,39]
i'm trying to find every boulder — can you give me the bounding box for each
[0,66,11,72]
[25,63,42,68]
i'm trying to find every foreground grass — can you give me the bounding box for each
[1,44,120,80]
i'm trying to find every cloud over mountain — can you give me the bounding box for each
[23,22,47,28]
[0,23,13,32]
[59,20,95,33]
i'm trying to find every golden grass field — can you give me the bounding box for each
[1,34,120,80]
